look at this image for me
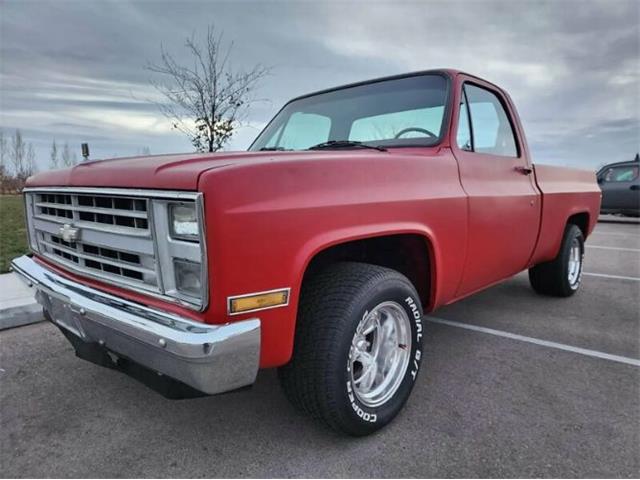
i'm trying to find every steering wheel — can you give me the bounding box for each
[394,127,437,139]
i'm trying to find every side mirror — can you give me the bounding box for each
[597,177,603,184]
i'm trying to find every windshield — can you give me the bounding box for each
[249,74,449,151]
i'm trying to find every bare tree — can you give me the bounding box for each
[146,26,269,152]
[60,142,78,167]
[22,143,38,180]
[10,129,26,178]
[50,139,59,169]
[0,130,6,170]
[0,130,7,193]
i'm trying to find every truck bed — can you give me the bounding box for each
[531,164,601,265]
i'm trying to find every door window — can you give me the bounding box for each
[463,84,518,157]
[601,166,639,183]
[456,92,472,151]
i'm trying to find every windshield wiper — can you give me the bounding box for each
[308,140,387,152]
[259,146,289,151]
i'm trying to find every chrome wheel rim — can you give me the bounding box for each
[567,238,582,287]
[348,301,412,408]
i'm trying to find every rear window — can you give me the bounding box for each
[349,106,445,142]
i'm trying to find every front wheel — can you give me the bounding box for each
[278,262,425,436]
[529,223,585,297]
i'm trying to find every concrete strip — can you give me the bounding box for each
[591,231,638,237]
[597,215,640,225]
[0,303,43,330]
[586,245,640,252]
[0,272,42,330]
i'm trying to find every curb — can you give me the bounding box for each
[0,270,44,331]
[598,215,640,225]
[0,303,44,330]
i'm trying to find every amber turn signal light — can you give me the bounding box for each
[228,289,290,315]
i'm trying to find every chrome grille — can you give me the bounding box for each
[28,190,159,293]
[24,187,207,310]
[39,232,156,284]
[34,192,149,231]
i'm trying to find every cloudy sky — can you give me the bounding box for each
[1,0,638,171]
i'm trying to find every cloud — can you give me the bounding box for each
[0,0,638,170]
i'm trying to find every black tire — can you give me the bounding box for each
[278,262,425,436]
[528,223,584,297]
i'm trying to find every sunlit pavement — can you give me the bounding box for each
[1,220,638,477]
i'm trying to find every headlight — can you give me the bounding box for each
[169,203,199,241]
[173,259,202,297]
[152,195,207,309]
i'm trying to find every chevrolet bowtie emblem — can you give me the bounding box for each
[59,224,80,243]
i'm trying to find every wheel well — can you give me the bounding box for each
[567,212,589,237]
[302,234,432,309]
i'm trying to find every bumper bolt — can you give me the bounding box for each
[79,308,86,316]
[158,338,167,348]
[98,340,105,346]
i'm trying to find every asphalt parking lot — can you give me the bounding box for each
[1,220,638,478]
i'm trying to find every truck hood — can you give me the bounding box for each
[26,149,427,191]
[25,151,273,190]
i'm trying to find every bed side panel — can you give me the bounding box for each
[530,164,601,265]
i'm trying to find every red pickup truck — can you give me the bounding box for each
[12,69,601,435]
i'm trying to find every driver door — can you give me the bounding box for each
[452,80,541,296]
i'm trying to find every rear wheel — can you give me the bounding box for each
[278,262,425,436]
[529,223,584,297]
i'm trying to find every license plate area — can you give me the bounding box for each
[38,290,87,339]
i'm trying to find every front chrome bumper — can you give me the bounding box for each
[11,255,260,396]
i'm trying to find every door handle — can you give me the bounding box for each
[514,166,533,175]
[630,185,639,191]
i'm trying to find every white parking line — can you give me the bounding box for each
[583,272,640,282]
[587,245,640,252]
[427,317,640,367]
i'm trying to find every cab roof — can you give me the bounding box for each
[288,68,492,104]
